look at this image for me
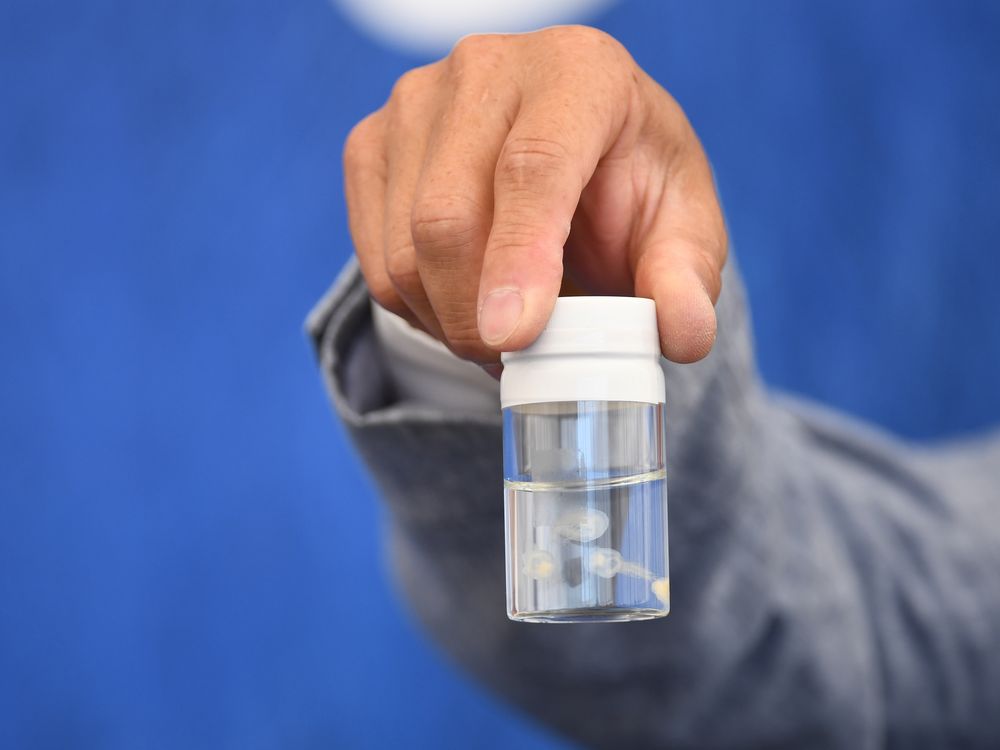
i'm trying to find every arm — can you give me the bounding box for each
[320,25,1000,748]
[310,254,1000,748]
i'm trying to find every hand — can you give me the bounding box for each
[343,25,727,365]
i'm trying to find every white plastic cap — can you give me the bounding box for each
[500,296,664,408]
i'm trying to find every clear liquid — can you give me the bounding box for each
[505,470,669,623]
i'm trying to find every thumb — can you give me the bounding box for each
[633,154,728,364]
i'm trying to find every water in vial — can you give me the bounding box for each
[505,469,669,623]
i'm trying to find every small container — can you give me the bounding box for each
[501,297,670,623]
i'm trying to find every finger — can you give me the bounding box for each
[410,37,518,361]
[633,133,728,364]
[382,67,447,339]
[477,81,631,351]
[343,112,407,318]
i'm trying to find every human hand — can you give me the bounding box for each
[343,25,727,365]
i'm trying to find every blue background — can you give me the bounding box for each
[1,1,998,748]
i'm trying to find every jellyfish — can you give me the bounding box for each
[651,577,670,606]
[521,549,556,580]
[585,547,623,578]
[554,507,609,543]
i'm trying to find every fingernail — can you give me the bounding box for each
[478,288,523,346]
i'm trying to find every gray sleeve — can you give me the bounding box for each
[308,258,1000,750]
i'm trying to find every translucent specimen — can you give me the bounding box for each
[521,549,556,580]
[554,507,610,543]
[651,578,670,606]
[585,547,624,578]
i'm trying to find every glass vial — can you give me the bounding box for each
[501,297,669,623]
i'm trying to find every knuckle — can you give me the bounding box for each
[384,244,422,292]
[410,194,483,257]
[390,69,417,100]
[496,137,570,189]
[542,24,622,54]
[390,65,435,105]
[343,114,379,171]
[449,33,502,69]
[535,26,633,89]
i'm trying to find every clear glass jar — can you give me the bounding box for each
[501,298,669,623]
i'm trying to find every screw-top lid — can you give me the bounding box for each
[500,296,664,408]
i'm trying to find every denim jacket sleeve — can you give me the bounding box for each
[308,255,1000,750]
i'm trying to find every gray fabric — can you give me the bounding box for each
[308,257,1000,749]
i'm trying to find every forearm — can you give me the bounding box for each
[309,258,869,747]
[309,258,1000,748]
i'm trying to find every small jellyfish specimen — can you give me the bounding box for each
[585,547,623,578]
[521,549,556,580]
[651,577,670,606]
[554,507,609,543]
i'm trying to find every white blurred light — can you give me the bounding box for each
[333,0,619,56]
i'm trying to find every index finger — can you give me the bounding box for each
[476,66,633,350]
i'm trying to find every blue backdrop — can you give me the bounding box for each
[1,1,998,748]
